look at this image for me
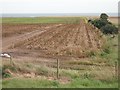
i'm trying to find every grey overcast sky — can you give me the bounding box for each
[0,0,119,13]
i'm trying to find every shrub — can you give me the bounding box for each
[92,19,107,29]
[89,13,118,35]
[2,67,11,78]
[3,72,11,78]
[101,24,118,34]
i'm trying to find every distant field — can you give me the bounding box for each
[2,17,118,24]
[2,17,83,24]
[108,17,119,26]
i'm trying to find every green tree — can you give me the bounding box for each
[100,13,109,20]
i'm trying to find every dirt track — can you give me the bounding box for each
[2,30,46,51]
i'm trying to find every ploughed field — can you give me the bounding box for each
[2,23,60,37]
[8,20,105,58]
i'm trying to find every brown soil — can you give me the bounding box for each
[2,23,62,51]
[12,20,105,58]
[2,23,60,38]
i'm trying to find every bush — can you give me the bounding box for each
[2,67,11,78]
[91,19,107,29]
[89,13,118,35]
[3,72,11,78]
[101,24,118,34]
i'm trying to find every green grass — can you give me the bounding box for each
[2,78,59,88]
[97,35,118,66]
[2,17,82,24]
[2,77,117,88]
[60,78,117,88]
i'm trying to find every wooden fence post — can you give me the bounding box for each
[57,59,59,79]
